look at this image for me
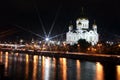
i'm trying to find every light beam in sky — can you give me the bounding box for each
[34,3,47,38]
[14,24,45,39]
[48,5,61,38]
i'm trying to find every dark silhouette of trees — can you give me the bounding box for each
[77,39,91,52]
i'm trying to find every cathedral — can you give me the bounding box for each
[66,17,99,45]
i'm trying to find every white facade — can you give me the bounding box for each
[66,18,99,45]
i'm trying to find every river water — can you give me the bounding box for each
[0,51,120,80]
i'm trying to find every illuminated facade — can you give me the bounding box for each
[66,18,99,45]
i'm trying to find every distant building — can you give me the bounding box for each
[66,17,99,45]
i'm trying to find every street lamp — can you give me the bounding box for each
[118,44,120,47]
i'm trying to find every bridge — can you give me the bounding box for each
[0,43,25,49]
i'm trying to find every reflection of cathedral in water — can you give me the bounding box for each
[66,17,99,45]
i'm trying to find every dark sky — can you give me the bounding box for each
[0,0,120,41]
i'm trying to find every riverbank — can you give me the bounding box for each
[0,48,120,64]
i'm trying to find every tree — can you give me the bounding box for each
[77,39,91,52]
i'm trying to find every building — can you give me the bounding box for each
[66,17,99,45]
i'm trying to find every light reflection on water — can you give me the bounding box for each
[44,57,50,80]
[0,51,3,62]
[5,52,9,76]
[0,51,120,80]
[41,56,45,80]
[76,60,80,80]
[32,55,38,80]
[96,62,104,80]
[59,58,67,80]
[25,54,29,80]
[116,65,120,80]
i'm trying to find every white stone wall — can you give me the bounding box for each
[66,18,99,45]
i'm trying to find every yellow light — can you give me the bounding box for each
[0,51,3,62]
[15,53,19,56]
[118,44,120,47]
[59,58,67,80]
[116,65,120,80]
[26,54,29,62]
[96,62,104,80]
[32,55,38,80]
[94,48,97,51]
[5,52,9,76]
[76,60,81,80]
[97,43,102,47]
[87,48,90,51]
[25,54,29,80]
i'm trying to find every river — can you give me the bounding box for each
[0,51,120,80]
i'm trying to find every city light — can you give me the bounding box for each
[118,44,120,47]
[45,37,49,41]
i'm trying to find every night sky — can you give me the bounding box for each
[0,0,120,41]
